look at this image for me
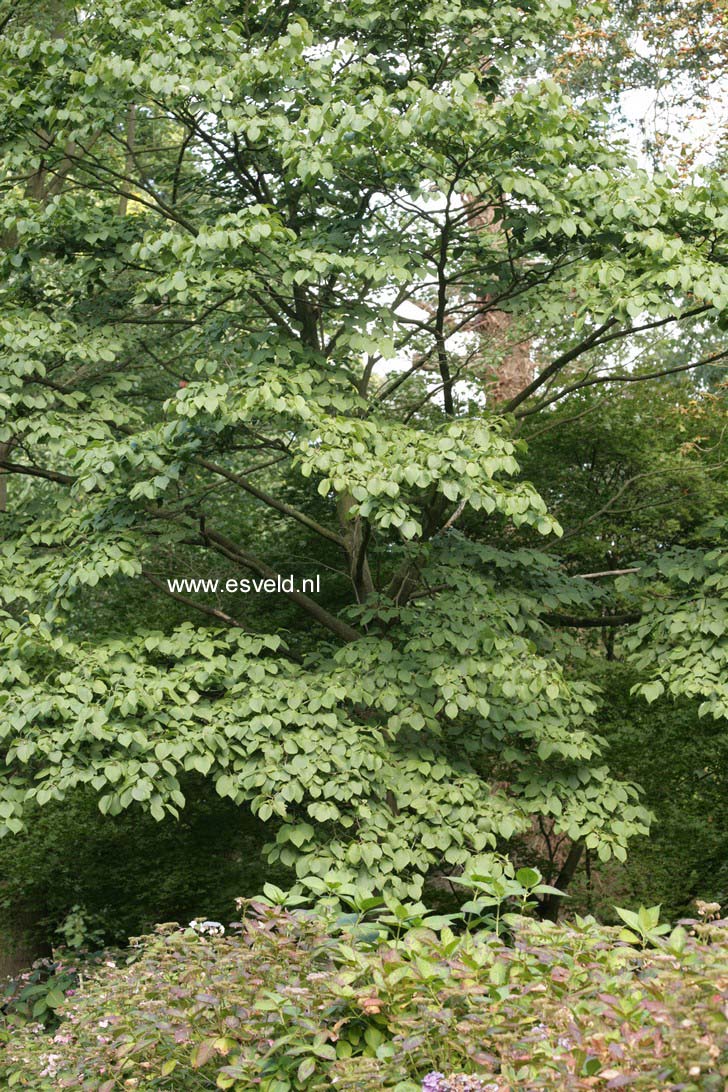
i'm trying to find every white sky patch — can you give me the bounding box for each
[619,83,727,171]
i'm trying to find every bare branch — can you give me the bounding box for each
[142,570,249,629]
[197,458,345,548]
[504,304,715,416]
[501,319,618,414]
[0,459,75,485]
[517,347,728,418]
[438,498,467,533]
[203,527,362,643]
[576,567,641,579]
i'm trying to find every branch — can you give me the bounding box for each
[197,458,345,548]
[576,567,641,579]
[115,293,236,327]
[585,304,712,349]
[142,570,248,629]
[434,204,455,416]
[504,303,714,416]
[543,611,642,628]
[501,319,618,414]
[171,123,196,206]
[0,440,14,511]
[557,457,725,546]
[522,403,600,440]
[118,105,136,216]
[202,527,362,643]
[539,841,584,922]
[438,498,467,533]
[337,492,375,602]
[0,459,75,485]
[248,288,299,338]
[142,570,303,663]
[516,347,728,418]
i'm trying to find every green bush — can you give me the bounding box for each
[0,780,291,955]
[567,662,728,922]
[2,899,726,1091]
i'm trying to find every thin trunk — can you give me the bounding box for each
[538,840,584,922]
[0,442,9,512]
[118,104,136,215]
[337,492,375,602]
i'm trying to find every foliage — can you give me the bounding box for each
[546,0,728,169]
[1,949,107,1031]
[613,903,672,947]
[0,549,654,898]
[452,861,563,935]
[566,660,728,923]
[0,783,289,953]
[619,532,728,719]
[517,380,728,571]
[2,898,727,1091]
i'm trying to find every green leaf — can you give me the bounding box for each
[297,1057,316,1082]
[642,681,665,704]
[45,988,66,1009]
[515,867,541,888]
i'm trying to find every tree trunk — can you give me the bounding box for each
[538,840,585,922]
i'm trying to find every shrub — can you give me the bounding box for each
[1,899,727,1091]
[567,662,728,922]
[0,781,291,956]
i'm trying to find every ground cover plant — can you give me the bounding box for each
[1,893,727,1091]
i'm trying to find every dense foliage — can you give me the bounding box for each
[0,783,289,960]
[568,662,728,922]
[2,898,727,1091]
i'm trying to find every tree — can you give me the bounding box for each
[544,0,728,170]
[0,0,726,904]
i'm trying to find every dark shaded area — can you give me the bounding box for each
[0,778,290,964]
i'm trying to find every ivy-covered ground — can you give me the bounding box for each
[2,898,727,1092]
